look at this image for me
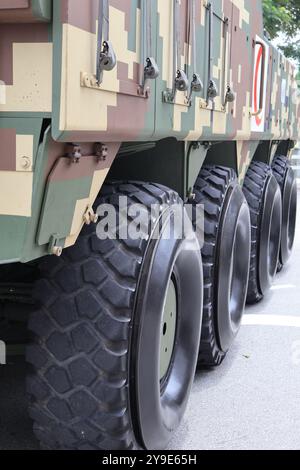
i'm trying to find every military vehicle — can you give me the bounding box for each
[0,0,298,450]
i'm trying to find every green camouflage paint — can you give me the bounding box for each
[0,0,299,263]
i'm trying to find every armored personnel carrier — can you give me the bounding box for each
[0,0,298,450]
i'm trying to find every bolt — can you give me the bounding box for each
[66,144,82,163]
[95,143,108,162]
[52,246,62,257]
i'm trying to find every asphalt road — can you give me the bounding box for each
[0,191,300,451]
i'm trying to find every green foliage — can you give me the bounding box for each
[263,0,292,39]
[280,40,300,65]
[263,0,300,39]
[263,0,300,67]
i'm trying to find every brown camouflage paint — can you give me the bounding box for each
[0,23,49,84]
[0,0,46,23]
[51,0,299,143]
[0,0,299,261]
[0,128,16,171]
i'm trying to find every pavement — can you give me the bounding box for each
[1,193,300,450]
[168,189,300,450]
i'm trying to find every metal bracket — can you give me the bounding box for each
[97,40,117,84]
[139,57,159,96]
[48,235,63,257]
[186,73,203,105]
[94,143,108,162]
[163,70,189,104]
[175,69,189,93]
[207,79,218,101]
[81,72,149,99]
[222,86,236,110]
[83,206,99,226]
[162,89,176,104]
[66,143,81,164]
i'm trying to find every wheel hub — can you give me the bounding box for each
[159,278,177,382]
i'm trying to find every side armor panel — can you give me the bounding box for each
[52,0,300,143]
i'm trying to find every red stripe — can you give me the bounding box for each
[254,45,263,126]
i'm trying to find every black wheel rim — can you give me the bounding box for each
[132,208,203,450]
[259,175,282,294]
[216,186,251,352]
[287,181,297,252]
[159,275,178,386]
[229,204,251,329]
[281,167,297,264]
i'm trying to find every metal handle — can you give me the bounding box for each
[206,1,218,102]
[252,41,266,116]
[140,0,159,93]
[222,17,236,108]
[187,0,203,104]
[163,0,196,103]
[96,0,117,83]
[172,0,189,97]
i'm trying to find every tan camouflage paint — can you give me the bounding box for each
[1,1,298,139]
[51,0,299,143]
[0,23,52,112]
[0,0,299,261]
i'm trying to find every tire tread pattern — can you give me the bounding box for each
[193,165,237,367]
[26,182,180,450]
[272,155,290,190]
[243,161,273,304]
[272,155,293,270]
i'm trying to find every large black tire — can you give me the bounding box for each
[243,162,282,304]
[272,155,297,269]
[192,166,251,367]
[26,182,203,450]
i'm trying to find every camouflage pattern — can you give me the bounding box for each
[0,0,299,263]
[0,0,51,23]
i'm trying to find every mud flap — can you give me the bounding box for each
[37,143,120,252]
